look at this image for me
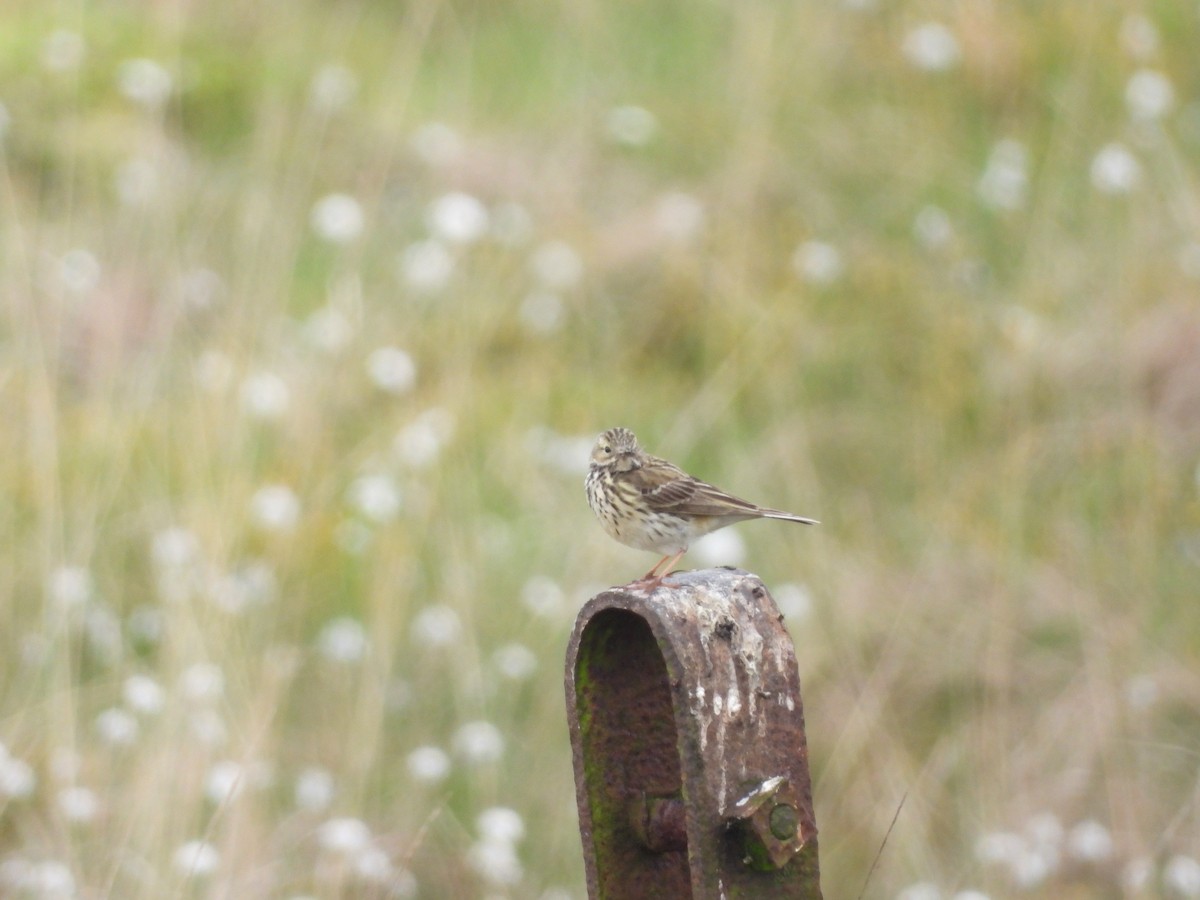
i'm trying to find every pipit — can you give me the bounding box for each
[585,427,818,585]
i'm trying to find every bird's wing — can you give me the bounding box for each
[629,457,762,518]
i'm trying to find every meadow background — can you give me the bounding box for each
[2,0,1200,897]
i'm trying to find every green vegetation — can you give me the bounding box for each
[2,0,1199,896]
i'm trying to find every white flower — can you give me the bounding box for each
[390,868,419,898]
[58,248,101,293]
[295,767,335,811]
[493,643,538,681]
[1125,673,1158,710]
[123,674,165,715]
[250,484,301,532]
[1066,819,1113,862]
[0,754,36,798]
[394,409,454,468]
[399,239,455,292]
[903,23,960,72]
[478,807,525,845]
[240,371,290,419]
[179,662,225,703]
[0,858,30,891]
[10,860,76,896]
[519,291,564,335]
[117,58,172,108]
[309,64,358,112]
[115,157,159,206]
[453,720,505,765]
[173,840,220,877]
[47,565,94,612]
[177,267,225,311]
[655,191,705,242]
[367,346,416,394]
[57,786,100,823]
[467,838,523,886]
[355,846,393,883]
[95,707,139,746]
[1010,844,1057,887]
[1165,855,1200,896]
[317,617,368,663]
[195,350,234,393]
[605,105,657,146]
[531,241,583,289]
[527,427,592,475]
[520,576,564,618]
[1124,856,1153,891]
[188,709,228,747]
[127,605,164,645]
[347,474,403,523]
[976,830,1022,864]
[42,30,85,72]
[406,746,451,784]
[311,193,364,244]
[1090,143,1141,194]
[913,205,953,249]
[1119,14,1160,61]
[411,122,463,166]
[977,139,1028,210]
[1024,811,1063,848]
[304,306,355,353]
[1126,69,1174,120]
[773,583,813,621]
[411,605,461,647]
[205,760,246,804]
[84,604,123,664]
[693,529,745,567]
[318,817,372,855]
[207,562,276,614]
[428,191,489,244]
[792,240,843,286]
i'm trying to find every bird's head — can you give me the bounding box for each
[590,427,641,472]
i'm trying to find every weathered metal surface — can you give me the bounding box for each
[629,793,689,853]
[565,568,822,899]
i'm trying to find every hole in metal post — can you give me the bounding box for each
[574,609,691,898]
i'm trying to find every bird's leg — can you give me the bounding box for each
[637,555,670,582]
[638,550,686,589]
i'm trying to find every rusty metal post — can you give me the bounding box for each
[565,568,821,899]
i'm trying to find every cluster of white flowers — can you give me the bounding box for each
[315,817,417,895]
[468,806,526,887]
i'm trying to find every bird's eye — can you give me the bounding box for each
[602,445,611,454]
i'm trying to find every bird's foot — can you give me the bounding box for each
[628,568,684,592]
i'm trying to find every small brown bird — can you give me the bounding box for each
[585,427,818,585]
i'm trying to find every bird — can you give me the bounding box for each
[585,426,818,586]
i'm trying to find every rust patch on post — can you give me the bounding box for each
[566,568,822,899]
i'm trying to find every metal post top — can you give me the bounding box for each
[572,567,781,630]
[565,568,821,899]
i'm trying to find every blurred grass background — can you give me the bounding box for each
[2,0,1200,897]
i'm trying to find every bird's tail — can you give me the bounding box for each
[758,509,820,526]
